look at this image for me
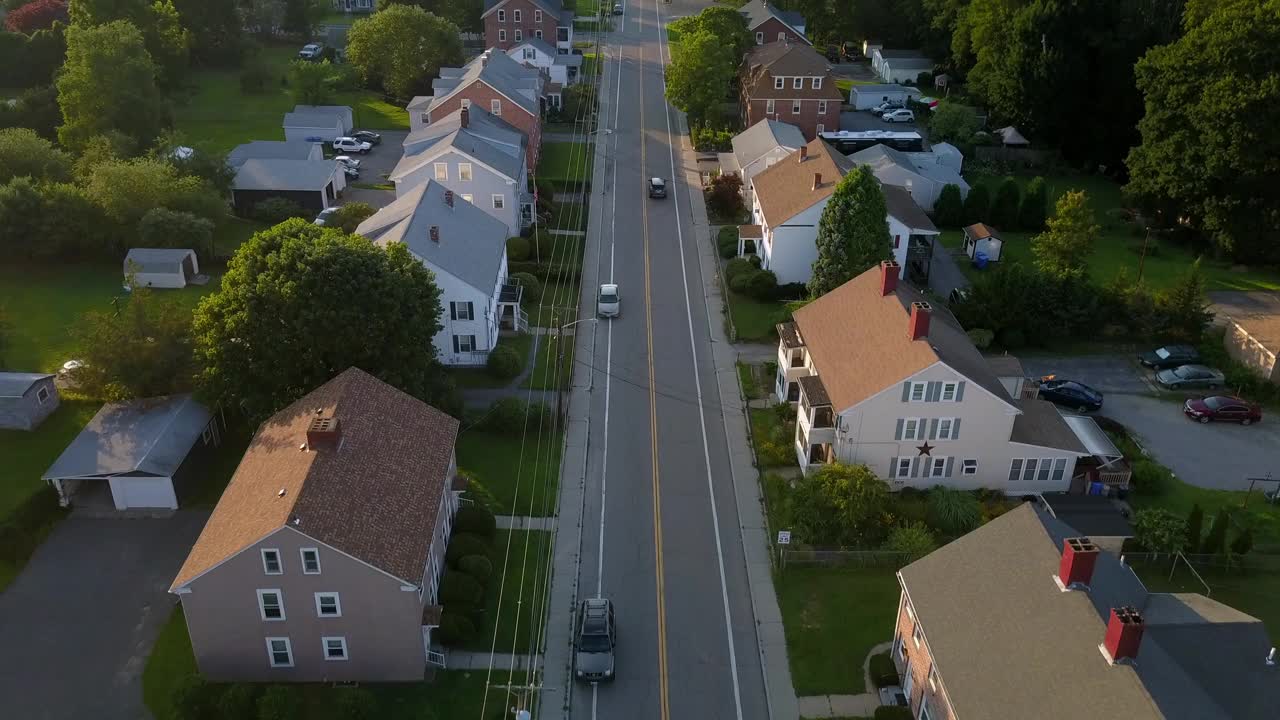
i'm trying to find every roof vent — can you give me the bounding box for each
[277,488,286,498]
[430,225,440,243]
[306,415,342,451]
[1055,537,1099,591]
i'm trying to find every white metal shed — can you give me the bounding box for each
[124,248,199,289]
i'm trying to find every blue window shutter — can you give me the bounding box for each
[952,418,961,439]
[901,382,911,402]
[945,457,954,477]
[889,457,898,478]
[895,419,904,440]
[956,382,966,401]
[928,419,939,440]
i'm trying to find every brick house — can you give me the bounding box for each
[482,0,573,53]
[738,0,808,46]
[892,503,1279,719]
[406,50,545,171]
[740,41,842,141]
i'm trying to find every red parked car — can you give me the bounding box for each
[1183,396,1262,425]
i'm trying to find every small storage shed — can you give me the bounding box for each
[124,248,199,289]
[0,372,59,430]
[848,84,921,110]
[43,394,219,511]
[283,105,353,142]
[996,126,1030,146]
[963,223,1003,263]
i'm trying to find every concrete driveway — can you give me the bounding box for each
[0,513,208,720]
[1019,355,1279,490]
[340,129,406,210]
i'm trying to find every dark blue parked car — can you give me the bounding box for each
[1038,377,1104,412]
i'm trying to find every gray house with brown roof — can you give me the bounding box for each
[169,368,462,681]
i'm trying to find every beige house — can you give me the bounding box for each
[893,503,1278,719]
[170,368,462,682]
[1212,290,1280,384]
[777,262,1092,492]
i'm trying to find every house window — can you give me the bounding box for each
[1022,458,1039,482]
[816,123,824,134]
[962,459,978,475]
[261,549,282,575]
[928,665,938,692]
[258,589,284,621]
[36,386,50,404]
[420,111,429,124]
[920,697,933,720]
[766,99,775,114]
[774,76,785,90]
[515,29,523,42]
[513,9,521,22]
[818,100,827,114]
[499,29,507,41]
[1052,458,1067,481]
[497,9,505,22]
[522,47,535,60]
[266,637,293,667]
[1008,459,1023,483]
[434,163,448,181]
[936,417,958,440]
[492,194,505,209]
[535,29,543,39]
[755,31,763,44]
[491,99,502,115]
[793,77,803,89]
[300,548,321,574]
[925,456,948,478]
[778,31,786,41]
[940,381,959,402]
[323,636,349,661]
[315,592,342,617]
[459,163,473,181]
[535,9,542,22]
[908,382,927,402]
[894,457,913,478]
[451,301,475,321]
[454,335,477,353]
[912,622,922,648]
[899,418,924,441]
[1037,459,1053,482]
[813,77,822,89]
[792,100,801,114]
[462,193,474,203]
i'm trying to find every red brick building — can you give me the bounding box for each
[483,0,573,53]
[739,0,809,46]
[740,41,841,141]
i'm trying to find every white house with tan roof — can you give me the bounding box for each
[777,262,1093,491]
[742,138,939,286]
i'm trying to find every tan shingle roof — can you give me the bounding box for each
[752,138,854,226]
[171,368,459,589]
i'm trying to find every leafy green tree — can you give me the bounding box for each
[989,176,1021,230]
[933,183,964,227]
[664,29,737,127]
[0,127,71,183]
[240,0,285,38]
[1229,527,1253,558]
[1200,507,1230,555]
[883,522,937,559]
[72,130,136,179]
[346,4,462,100]
[1133,508,1187,554]
[927,103,979,148]
[32,181,107,258]
[193,220,452,422]
[152,133,236,195]
[1125,0,1280,262]
[0,306,11,367]
[281,0,323,36]
[84,157,224,229]
[325,202,376,234]
[69,0,191,91]
[0,84,62,139]
[808,166,891,297]
[287,58,338,105]
[1018,176,1047,231]
[138,207,215,254]
[1032,190,1098,278]
[1185,503,1203,555]
[962,182,989,225]
[0,177,45,259]
[1157,259,1213,343]
[668,5,750,59]
[790,463,890,547]
[70,285,196,400]
[171,0,241,65]
[56,20,169,151]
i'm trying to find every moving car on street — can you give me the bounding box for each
[597,284,620,318]
[1139,344,1201,370]
[1038,377,1104,412]
[612,2,623,14]
[1156,364,1225,390]
[648,177,666,199]
[350,130,382,145]
[575,598,616,682]
[1183,396,1262,425]
[332,137,372,154]
[881,109,915,123]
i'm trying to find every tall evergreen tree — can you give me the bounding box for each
[1018,176,1047,231]
[989,176,1021,229]
[808,166,891,298]
[962,182,989,225]
[1032,190,1099,278]
[934,183,964,227]
[1158,259,1214,343]
[1201,507,1230,555]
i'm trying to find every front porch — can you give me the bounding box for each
[903,233,939,287]
[498,282,529,333]
[737,224,763,258]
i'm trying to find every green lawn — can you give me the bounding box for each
[0,400,101,521]
[550,201,589,231]
[737,360,765,400]
[213,217,268,259]
[946,173,1280,292]
[143,607,503,720]
[526,278,581,329]
[173,44,409,153]
[524,330,574,390]
[776,567,901,696]
[537,141,593,184]
[465,529,554,656]
[574,0,603,16]
[456,428,561,516]
[582,52,599,78]
[451,334,535,389]
[727,290,786,342]
[834,78,877,95]
[1134,563,1280,639]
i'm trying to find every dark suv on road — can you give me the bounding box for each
[648,177,667,199]
[575,598,616,682]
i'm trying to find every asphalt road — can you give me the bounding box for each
[572,1,768,718]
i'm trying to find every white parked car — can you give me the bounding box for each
[314,206,341,226]
[332,137,372,154]
[881,109,915,123]
[298,43,324,60]
[333,155,360,169]
[871,101,904,115]
[597,284,620,318]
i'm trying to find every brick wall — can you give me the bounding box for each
[894,590,956,720]
[429,81,541,171]
[485,0,561,50]
[743,98,839,141]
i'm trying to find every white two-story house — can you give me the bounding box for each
[391,106,531,236]
[777,261,1091,493]
[356,181,527,366]
[742,138,939,286]
[507,36,582,88]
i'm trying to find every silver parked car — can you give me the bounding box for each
[597,283,620,318]
[1156,364,1225,390]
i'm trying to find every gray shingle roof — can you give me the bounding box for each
[124,248,195,275]
[227,141,319,169]
[403,105,526,158]
[1039,494,1134,538]
[232,159,338,192]
[282,111,343,129]
[0,372,54,398]
[899,503,1280,720]
[881,184,936,233]
[43,395,212,479]
[731,119,805,169]
[739,0,804,34]
[392,127,525,183]
[355,180,508,294]
[429,50,542,117]
[1010,398,1088,453]
[850,144,970,195]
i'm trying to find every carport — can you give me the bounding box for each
[1061,414,1131,494]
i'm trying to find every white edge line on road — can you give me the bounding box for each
[654,3,745,719]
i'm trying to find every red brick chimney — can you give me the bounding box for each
[1102,607,1144,664]
[460,106,469,128]
[1057,537,1099,590]
[445,190,454,208]
[430,225,440,243]
[908,301,931,341]
[812,173,821,190]
[798,145,808,163]
[306,412,341,452]
[880,260,899,296]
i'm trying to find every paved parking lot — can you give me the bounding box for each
[340,129,406,210]
[839,108,924,135]
[1019,354,1279,490]
[0,513,208,720]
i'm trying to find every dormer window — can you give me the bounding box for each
[774,76,785,90]
[812,77,822,89]
[793,77,803,89]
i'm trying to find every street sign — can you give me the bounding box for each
[777,530,792,545]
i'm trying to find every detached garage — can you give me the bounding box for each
[848,84,920,110]
[124,248,200,289]
[43,394,220,511]
[282,105,353,143]
[231,159,345,215]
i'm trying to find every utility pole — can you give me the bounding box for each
[1137,229,1151,285]
[489,680,542,717]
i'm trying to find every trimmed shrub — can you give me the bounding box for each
[484,397,530,434]
[256,685,301,720]
[927,487,982,535]
[691,126,735,151]
[724,257,754,282]
[0,485,65,565]
[934,183,965,228]
[507,235,531,261]
[1018,176,1048,231]
[869,652,899,688]
[438,570,484,607]
[172,675,218,720]
[458,553,494,584]
[743,268,778,300]
[217,684,259,719]
[486,345,523,380]
[251,198,308,225]
[875,707,913,720]
[445,533,491,566]
[510,272,541,303]
[990,176,1021,229]
[455,504,497,538]
[437,610,477,646]
[717,225,739,259]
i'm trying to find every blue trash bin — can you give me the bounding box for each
[973,250,989,270]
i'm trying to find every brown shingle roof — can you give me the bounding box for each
[741,41,843,101]
[792,266,1013,411]
[752,138,854,226]
[777,321,802,349]
[798,374,830,406]
[964,222,1000,240]
[171,368,459,589]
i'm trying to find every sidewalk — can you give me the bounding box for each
[446,650,538,671]
[795,641,894,719]
[497,515,556,531]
